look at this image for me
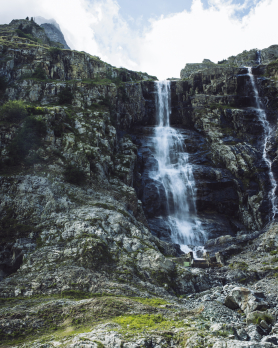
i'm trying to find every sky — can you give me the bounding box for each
[1,0,278,79]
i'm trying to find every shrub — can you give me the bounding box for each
[49,47,62,59]
[32,66,47,80]
[7,116,47,164]
[58,87,74,105]
[0,75,8,92]
[251,312,274,325]
[18,24,32,35]
[99,96,111,107]
[15,29,37,43]
[218,59,228,65]
[0,100,27,123]
[26,105,46,115]
[63,164,86,185]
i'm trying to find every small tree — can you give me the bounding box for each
[58,87,74,105]
[7,116,47,165]
[26,17,29,20]
[63,164,86,185]
[49,47,62,60]
[0,100,27,123]
[32,65,47,80]
[0,75,8,92]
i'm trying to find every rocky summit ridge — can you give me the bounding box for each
[1,17,278,348]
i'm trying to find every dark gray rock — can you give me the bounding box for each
[40,23,70,49]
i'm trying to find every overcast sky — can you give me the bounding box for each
[1,0,278,79]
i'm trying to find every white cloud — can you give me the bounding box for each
[139,0,278,78]
[1,0,278,79]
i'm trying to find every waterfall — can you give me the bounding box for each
[151,80,205,253]
[247,67,277,220]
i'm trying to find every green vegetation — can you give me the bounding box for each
[250,312,274,325]
[49,47,62,59]
[113,314,184,332]
[266,59,278,76]
[218,59,228,65]
[7,116,47,165]
[63,164,86,185]
[0,100,27,123]
[32,65,47,80]
[15,29,39,44]
[270,248,278,255]
[58,87,74,105]
[0,74,8,92]
[18,24,32,34]
[212,329,234,338]
[0,207,38,242]
[99,96,112,108]
[61,290,102,299]
[26,105,46,115]
[229,261,248,270]
[132,297,168,307]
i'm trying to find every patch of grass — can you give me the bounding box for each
[250,312,274,325]
[26,105,46,115]
[63,164,86,185]
[113,314,184,332]
[229,261,248,270]
[270,249,278,256]
[93,341,105,348]
[61,290,103,299]
[132,297,168,307]
[213,329,234,338]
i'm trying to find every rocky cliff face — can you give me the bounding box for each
[1,18,278,347]
[40,23,70,50]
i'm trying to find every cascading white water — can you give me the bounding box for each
[151,80,205,253]
[247,67,277,220]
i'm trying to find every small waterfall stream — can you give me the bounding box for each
[247,66,277,220]
[151,81,205,254]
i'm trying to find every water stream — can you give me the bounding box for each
[151,81,205,254]
[247,67,277,220]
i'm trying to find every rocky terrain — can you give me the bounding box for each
[1,17,278,347]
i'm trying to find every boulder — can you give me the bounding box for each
[246,324,263,342]
[262,335,278,346]
[224,287,269,314]
[237,328,249,341]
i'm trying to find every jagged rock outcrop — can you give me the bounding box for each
[40,23,70,49]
